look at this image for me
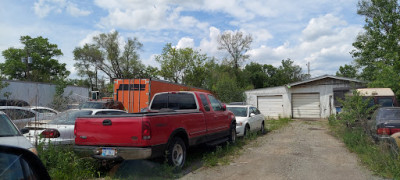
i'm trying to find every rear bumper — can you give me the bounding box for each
[74,145,152,160]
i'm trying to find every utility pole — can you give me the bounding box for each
[307,62,310,76]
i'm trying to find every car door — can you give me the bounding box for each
[248,107,258,130]
[252,107,264,130]
[206,95,229,139]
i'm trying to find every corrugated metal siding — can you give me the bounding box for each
[0,80,89,106]
[257,95,284,119]
[292,93,320,118]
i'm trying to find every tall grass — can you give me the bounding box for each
[36,142,100,180]
[329,116,400,179]
[202,117,292,167]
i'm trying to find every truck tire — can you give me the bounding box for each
[228,124,236,144]
[166,137,186,169]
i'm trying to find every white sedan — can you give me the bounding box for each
[227,105,265,137]
[24,109,127,146]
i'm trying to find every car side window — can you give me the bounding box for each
[207,95,222,111]
[251,107,261,115]
[199,94,210,111]
[96,111,126,115]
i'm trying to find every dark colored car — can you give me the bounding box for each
[0,145,50,180]
[368,107,400,141]
[0,99,30,107]
[79,100,125,111]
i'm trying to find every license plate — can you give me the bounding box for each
[101,148,116,156]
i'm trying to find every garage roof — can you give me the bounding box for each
[288,75,363,87]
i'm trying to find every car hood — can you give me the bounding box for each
[235,117,248,123]
[0,136,33,149]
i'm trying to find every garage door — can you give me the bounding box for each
[257,95,283,119]
[292,93,320,118]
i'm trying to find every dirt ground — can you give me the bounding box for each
[180,119,382,180]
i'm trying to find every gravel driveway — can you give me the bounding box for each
[181,119,381,180]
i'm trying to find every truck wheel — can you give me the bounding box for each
[166,137,186,169]
[228,124,236,144]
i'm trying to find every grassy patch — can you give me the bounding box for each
[329,117,400,179]
[265,117,292,132]
[37,142,100,180]
[201,117,292,167]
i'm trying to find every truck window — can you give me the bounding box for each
[378,97,394,107]
[151,93,197,110]
[199,94,210,111]
[207,95,222,111]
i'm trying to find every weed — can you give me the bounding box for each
[36,141,100,180]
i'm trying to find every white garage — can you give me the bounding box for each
[291,93,320,118]
[257,95,284,119]
[245,75,364,119]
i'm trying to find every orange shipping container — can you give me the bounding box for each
[113,79,212,113]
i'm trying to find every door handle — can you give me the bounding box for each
[103,119,112,126]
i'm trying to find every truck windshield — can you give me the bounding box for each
[151,93,197,110]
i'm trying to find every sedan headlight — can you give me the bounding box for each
[29,147,38,156]
[236,122,243,126]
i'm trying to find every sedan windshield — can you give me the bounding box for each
[377,109,400,121]
[0,114,20,136]
[48,110,92,125]
[227,107,248,117]
[80,102,104,109]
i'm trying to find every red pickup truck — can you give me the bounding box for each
[74,91,236,168]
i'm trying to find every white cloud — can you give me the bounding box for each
[302,14,347,42]
[33,0,91,18]
[66,3,91,17]
[246,14,362,76]
[78,31,101,46]
[176,37,194,49]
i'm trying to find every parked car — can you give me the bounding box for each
[74,91,236,168]
[368,107,400,141]
[24,109,127,146]
[0,99,30,107]
[0,111,37,155]
[0,106,44,129]
[227,105,265,137]
[0,145,50,180]
[80,100,125,111]
[29,106,59,120]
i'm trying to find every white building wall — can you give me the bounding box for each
[245,86,291,118]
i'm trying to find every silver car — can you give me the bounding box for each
[0,111,37,155]
[227,105,265,137]
[25,109,127,146]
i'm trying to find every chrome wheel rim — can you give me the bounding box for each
[172,143,183,166]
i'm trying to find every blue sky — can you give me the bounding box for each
[0,0,365,79]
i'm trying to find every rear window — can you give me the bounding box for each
[377,97,394,107]
[377,108,400,121]
[151,93,197,110]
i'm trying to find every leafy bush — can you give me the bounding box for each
[328,92,400,179]
[37,142,99,180]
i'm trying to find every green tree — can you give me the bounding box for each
[336,64,358,78]
[217,31,253,71]
[156,43,209,86]
[73,44,103,90]
[92,31,145,80]
[352,0,400,99]
[1,36,70,82]
[275,59,309,85]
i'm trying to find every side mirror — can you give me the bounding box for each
[222,103,226,111]
[250,113,256,117]
[0,145,51,180]
[20,128,29,134]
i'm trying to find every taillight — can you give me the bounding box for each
[74,122,77,137]
[142,120,151,140]
[41,129,60,138]
[391,128,400,134]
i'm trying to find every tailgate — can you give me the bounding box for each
[75,115,145,147]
